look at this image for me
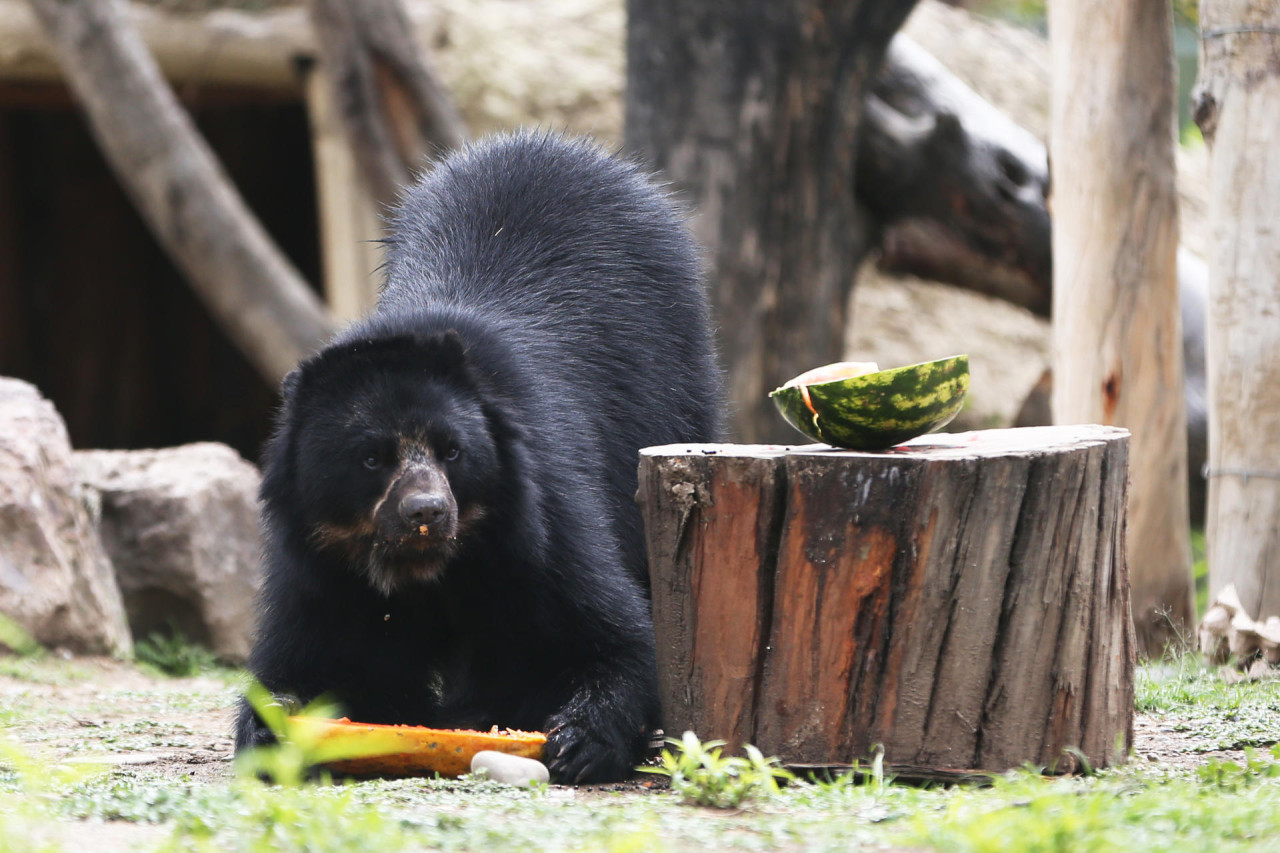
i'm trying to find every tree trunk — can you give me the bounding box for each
[1048,0,1193,657]
[308,0,466,209]
[638,426,1134,773]
[1194,1,1280,625]
[625,0,919,443]
[23,0,334,385]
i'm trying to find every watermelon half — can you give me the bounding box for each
[769,355,970,450]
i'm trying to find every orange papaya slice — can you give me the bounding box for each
[287,716,547,778]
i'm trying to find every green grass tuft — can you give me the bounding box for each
[0,613,42,658]
[639,730,795,808]
[133,629,221,678]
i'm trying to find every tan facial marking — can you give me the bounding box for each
[310,519,378,557]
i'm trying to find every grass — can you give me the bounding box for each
[2,654,1280,851]
[905,752,1280,853]
[37,751,1280,853]
[641,730,795,807]
[1192,528,1209,617]
[1137,655,1280,752]
[133,629,224,679]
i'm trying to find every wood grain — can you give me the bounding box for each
[640,426,1133,772]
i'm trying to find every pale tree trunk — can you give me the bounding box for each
[626,0,920,443]
[1048,0,1193,657]
[1194,2,1280,624]
[23,0,335,385]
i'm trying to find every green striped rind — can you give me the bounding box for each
[769,355,970,450]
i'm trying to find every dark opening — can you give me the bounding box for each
[0,87,321,466]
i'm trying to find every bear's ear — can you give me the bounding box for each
[420,329,470,380]
[287,329,472,395]
[280,367,304,405]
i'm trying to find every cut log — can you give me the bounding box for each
[638,426,1133,773]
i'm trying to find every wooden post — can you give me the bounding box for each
[639,426,1134,773]
[1048,0,1193,657]
[1194,1,1280,626]
[303,63,383,322]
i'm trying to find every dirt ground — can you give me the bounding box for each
[1,657,238,785]
[0,657,1248,785]
[1,655,1270,852]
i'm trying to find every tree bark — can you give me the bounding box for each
[626,0,919,443]
[23,0,334,385]
[639,426,1134,773]
[308,0,466,209]
[859,34,1052,316]
[1194,1,1280,625]
[1048,0,1193,657]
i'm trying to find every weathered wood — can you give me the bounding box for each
[859,35,1052,316]
[308,0,466,208]
[639,426,1133,773]
[1048,0,1193,658]
[1194,1,1280,626]
[0,0,311,94]
[303,62,383,321]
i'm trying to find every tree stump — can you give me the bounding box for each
[638,425,1134,774]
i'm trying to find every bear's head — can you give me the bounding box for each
[263,330,505,595]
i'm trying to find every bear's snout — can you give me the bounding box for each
[400,492,450,528]
[378,462,459,544]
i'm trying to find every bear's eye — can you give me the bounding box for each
[362,455,381,470]
[443,445,460,462]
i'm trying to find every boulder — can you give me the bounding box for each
[0,378,131,655]
[75,443,261,663]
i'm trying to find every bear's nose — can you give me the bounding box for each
[400,493,448,528]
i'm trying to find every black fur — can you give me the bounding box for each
[235,132,721,783]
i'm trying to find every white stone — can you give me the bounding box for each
[470,750,550,786]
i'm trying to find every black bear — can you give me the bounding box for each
[235,131,722,783]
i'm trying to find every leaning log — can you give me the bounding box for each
[308,0,466,207]
[638,426,1134,773]
[859,35,1052,316]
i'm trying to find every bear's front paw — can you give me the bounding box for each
[542,709,640,784]
[233,694,301,753]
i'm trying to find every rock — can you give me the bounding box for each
[470,750,550,786]
[0,378,131,655]
[75,443,261,663]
